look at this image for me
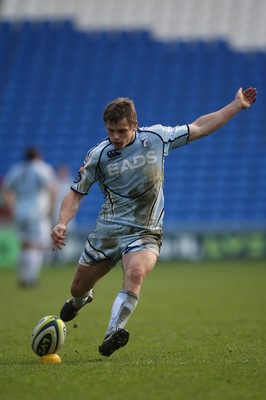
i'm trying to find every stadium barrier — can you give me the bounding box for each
[1,226,265,269]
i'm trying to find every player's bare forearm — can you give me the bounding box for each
[4,190,16,215]
[51,190,84,250]
[188,103,241,140]
[58,190,83,225]
[188,87,257,142]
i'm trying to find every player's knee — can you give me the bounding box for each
[126,265,146,286]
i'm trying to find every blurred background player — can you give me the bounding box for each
[3,147,57,287]
[53,165,76,231]
[52,165,76,264]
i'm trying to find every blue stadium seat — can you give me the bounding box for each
[0,21,265,230]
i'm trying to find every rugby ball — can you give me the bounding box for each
[31,315,67,356]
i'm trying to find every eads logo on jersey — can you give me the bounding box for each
[107,150,157,177]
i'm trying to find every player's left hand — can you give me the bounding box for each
[236,87,257,109]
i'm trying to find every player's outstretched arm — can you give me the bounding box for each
[188,87,257,142]
[51,190,84,250]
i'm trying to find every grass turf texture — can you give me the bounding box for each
[0,260,265,400]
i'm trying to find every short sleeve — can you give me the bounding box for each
[140,124,189,156]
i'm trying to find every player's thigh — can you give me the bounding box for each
[70,260,111,296]
[122,250,157,283]
[17,215,43,247]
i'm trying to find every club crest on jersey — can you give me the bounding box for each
[140,136,150,149]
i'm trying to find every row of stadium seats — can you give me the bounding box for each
[1,0,266,51]
[0,20,265,230]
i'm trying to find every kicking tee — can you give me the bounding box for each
[71,124,189,231]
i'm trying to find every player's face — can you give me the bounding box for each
[106,118,137,149]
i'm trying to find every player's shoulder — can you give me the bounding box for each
[90,138,111,155]
[5,161,28,179]
[138,124,163,134]
[138,124,179,135]
[138,124,188,142]
[34,160,54,173]
[137,124,166,140]
[84,138,112,166]
[32,160,56,183]
[3,162,21,185]
[138,124,177,142]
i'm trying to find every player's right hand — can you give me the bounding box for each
[51,223,67,250]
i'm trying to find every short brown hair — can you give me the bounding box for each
[24,147,41,161]
[103,98,137,126]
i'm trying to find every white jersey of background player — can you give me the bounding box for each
[3,148,57,287]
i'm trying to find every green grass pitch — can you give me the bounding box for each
[0,260,265,400]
